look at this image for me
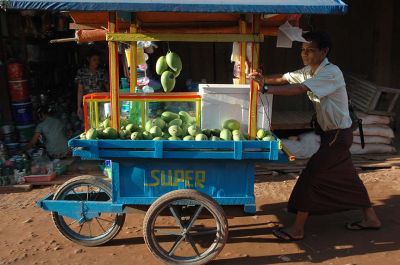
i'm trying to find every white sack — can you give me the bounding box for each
[353,135,392,145]
[356,112,391,125]
[350,143,396,155]
[353,125,395,138]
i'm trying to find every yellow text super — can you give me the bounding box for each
[145,169,206,188]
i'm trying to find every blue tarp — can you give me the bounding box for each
[3,0,347,14]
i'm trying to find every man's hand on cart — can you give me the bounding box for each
[249,71,267,93]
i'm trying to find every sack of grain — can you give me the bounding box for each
[356,112,391,125]
[350,143,396,155]
[354,124,395,138]
[353,135,392,145]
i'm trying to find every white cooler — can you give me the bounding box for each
[199,84,273,132]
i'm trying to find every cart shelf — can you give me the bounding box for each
[69,137,282,161]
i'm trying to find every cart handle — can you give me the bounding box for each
[281,143,296,162]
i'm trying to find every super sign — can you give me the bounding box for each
[145,169,206,188]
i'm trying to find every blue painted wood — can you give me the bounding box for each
[110,159,256,213]
[68,137,282,161]
[38,198,124,220]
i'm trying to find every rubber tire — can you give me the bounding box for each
[51,175,125,247]
[143,189,228,265]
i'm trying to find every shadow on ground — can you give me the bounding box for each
[213,195,400,264]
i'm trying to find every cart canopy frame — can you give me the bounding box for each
[4,0,347,14]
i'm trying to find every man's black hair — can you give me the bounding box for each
[303,31,332,53]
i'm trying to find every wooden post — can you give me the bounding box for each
[108,12,120,131]
[239,15,247,84]
[248,14,261,139]
[130,13,138,93]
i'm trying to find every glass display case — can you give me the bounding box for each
[83,92,201,131]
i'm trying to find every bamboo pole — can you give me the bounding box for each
[106,32,263,42]
[239,15,247,85]
[108,12,120,131]
[130,13,138,93]
[248,14,261,139]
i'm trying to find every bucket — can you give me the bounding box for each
[5,143,20,156]
[11,102,33,125]
[16,124,35,142]
[0,124,15,134]
[8,80,29,102]
[2,132,16,144]
[7,63,24,81]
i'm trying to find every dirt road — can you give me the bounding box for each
[0,169,399,265]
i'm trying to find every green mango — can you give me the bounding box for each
[222,119,241,131]
[86,128,98,140]
[188,125,201,137]
[156,56,168,75]
[195,134,208,141]
[142,131,153,140]
[233,134,242,141]
[161,71,176,93]
[168,125,182,137]
[161,111,179,122]
[173,69,181,77]
[80,132,86,140]
[145,120,153,132]
[232,130,241,136]
[168,136,181,141]
[183,135,194,141]
[220,129,232,141]
[153,137,163,141]
[211,136,220,141]
[169,118,182,127]
[178,111,191,123]
[166,51,182,72]
[152,118,166,130]
[181,123,190,136]
[161,131,171,138]
[130,132,142,140]
[150,126,162,137]
[256,129,267,139]
[262,135,276,141]
[103,127,118,139]
[126,124,139,133]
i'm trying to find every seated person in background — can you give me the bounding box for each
[26,105,69,159]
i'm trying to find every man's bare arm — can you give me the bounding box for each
[265,74,289,85]
[267,84,309,96]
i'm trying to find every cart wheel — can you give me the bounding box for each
[51,175,125,247]
[143,190,228,265]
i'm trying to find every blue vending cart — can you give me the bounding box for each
[5,1,348,264]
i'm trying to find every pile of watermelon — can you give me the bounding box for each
[80,113,275,141]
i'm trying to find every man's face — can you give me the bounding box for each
[88,55,100,69]
[301,42,328,67]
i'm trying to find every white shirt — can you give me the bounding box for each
[283,58,352,131]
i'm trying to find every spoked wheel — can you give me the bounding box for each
[143,190,228,265]
[51,175,125,247]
